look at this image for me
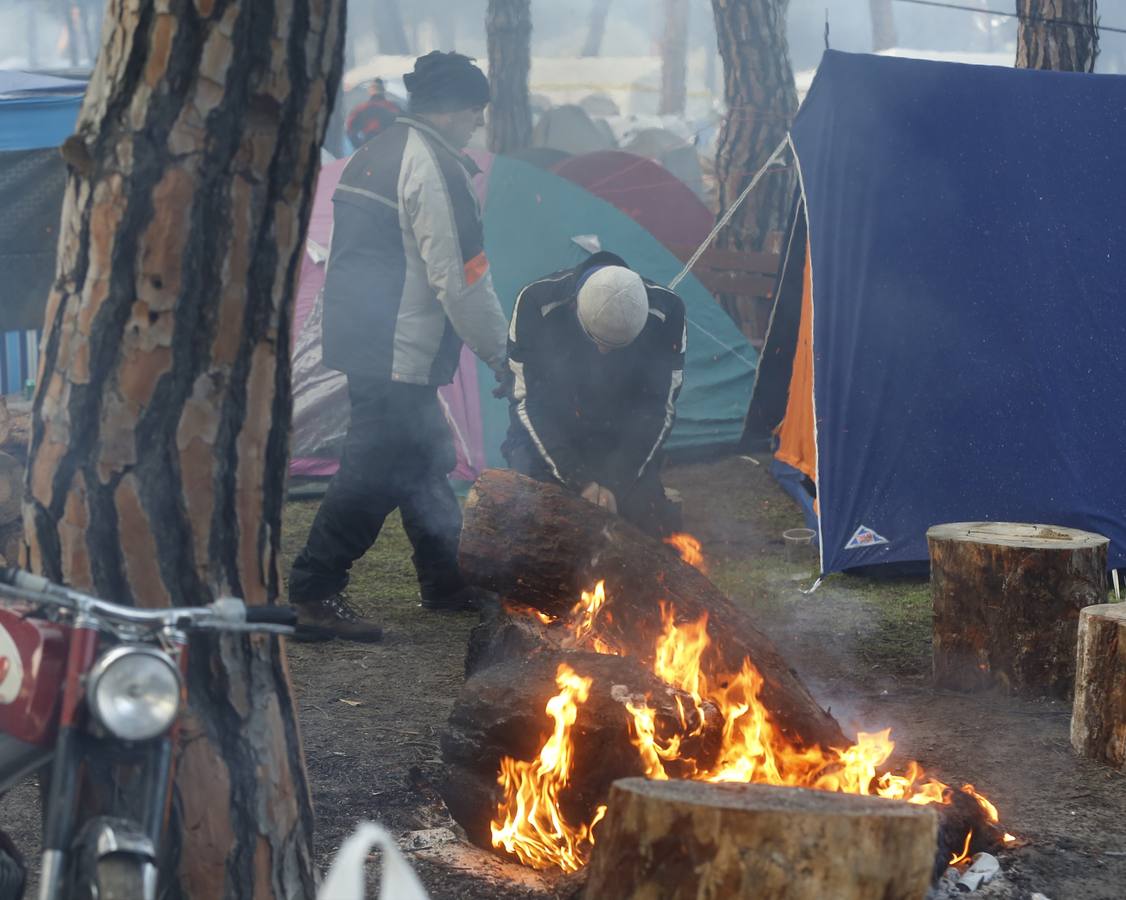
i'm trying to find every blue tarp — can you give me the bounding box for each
[0,70,84,151]
[482,155,758,466]
[763,51,1126,572]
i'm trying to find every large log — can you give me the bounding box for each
[458,470,846,751]
[928,522,1108,697]
[1071,604,1126,770]
[441,650,725,849]
[583,779,937,900]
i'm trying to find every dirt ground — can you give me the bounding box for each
[3,455,1125,898]
[284,455,1126,900]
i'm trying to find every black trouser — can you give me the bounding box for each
[504,440,682,538]
[288,377,466,606]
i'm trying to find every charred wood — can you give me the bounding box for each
[440,649,724,849]
[458,470,846,751]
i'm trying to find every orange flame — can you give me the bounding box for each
[562,580,619,655]
[950,829,973,865]
[490,664,607,871]
[494,582,1009,872]
[664,533,707,573]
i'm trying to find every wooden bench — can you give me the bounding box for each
[670,245,781,348]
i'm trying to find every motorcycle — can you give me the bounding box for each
[0,567,297,900]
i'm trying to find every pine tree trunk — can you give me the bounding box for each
[710,0,797,288]
[659,0,690,116]
[487,0,533,154]
[868,0,897,52]
[24,0,344,895]
[1016,0,1099,72]
[374,0,411,55]
[581,0,614,57]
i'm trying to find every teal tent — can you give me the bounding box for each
[478,155,757,467]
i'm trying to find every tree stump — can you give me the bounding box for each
[929,522,1108,697]
[459,470,846,751]
[583,779,937,900]
[1071,604,1126,770]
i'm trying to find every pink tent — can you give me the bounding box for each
[290,155,489,481]
[552,150,713,253]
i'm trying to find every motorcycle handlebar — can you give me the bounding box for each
[0,568,295,635]
[243,606,298,627]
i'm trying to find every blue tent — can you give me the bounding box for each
[0,71,85,391]
[746,51,1126,573]
[0,70,85,152]
[481,154,758,467]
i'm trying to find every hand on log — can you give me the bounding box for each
[457,470,845,752]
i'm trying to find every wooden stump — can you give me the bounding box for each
[929,522,1108,697]
[458,470,846,751]
[583,779,937,900]
[1071,604,1126,770]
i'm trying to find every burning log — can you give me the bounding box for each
[584,779,938,900]
[458,469,846,750]
[1071,604,1126,770]
[928,521,1108,697]
[440,650,725,852]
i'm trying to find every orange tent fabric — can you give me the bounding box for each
[773,246,816,482]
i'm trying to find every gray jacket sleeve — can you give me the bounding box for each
[402,138,508,372]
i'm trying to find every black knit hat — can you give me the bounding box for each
[404,51,490,114]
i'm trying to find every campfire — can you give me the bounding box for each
[443,471,1016,891]
[487,573,1014,873]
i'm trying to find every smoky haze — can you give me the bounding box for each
[2,1,1123,76]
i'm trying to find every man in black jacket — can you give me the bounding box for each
[502,252,686,535]
[288,52,508,642]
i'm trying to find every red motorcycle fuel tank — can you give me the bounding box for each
[0,605,69,746]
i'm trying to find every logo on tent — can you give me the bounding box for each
[845,525,890,549]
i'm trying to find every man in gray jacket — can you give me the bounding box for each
[289,52,508,641]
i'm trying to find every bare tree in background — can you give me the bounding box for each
[660,0,690,115]
[374,0,411,55]
[869,0,897,51]
[710,0,798,254]
[1016,0,1099,71]
[581,0,614,57]
[28,0,344,894]
[487,0,533,154]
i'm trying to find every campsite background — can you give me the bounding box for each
[2,1,1126,898]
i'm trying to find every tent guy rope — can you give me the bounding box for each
[668,139,791,292]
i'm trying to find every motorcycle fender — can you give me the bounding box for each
[0,607,69,746]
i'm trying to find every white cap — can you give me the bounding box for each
[576,266,649,350]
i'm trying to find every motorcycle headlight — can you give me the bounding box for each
[87,647,181,741]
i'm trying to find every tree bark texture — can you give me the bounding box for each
[1071,604,1126,770]
[457,470,846,753]
[868,0,897,52]
[26,0,344,896]
[487,0,533,155]
[373,0,410,55]
[1016,0,1099,72]
[583,779,937,900]
[659,0,690,116]
[710,0,798,254]
[929,522,1108,698]
[581,0,613,57]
